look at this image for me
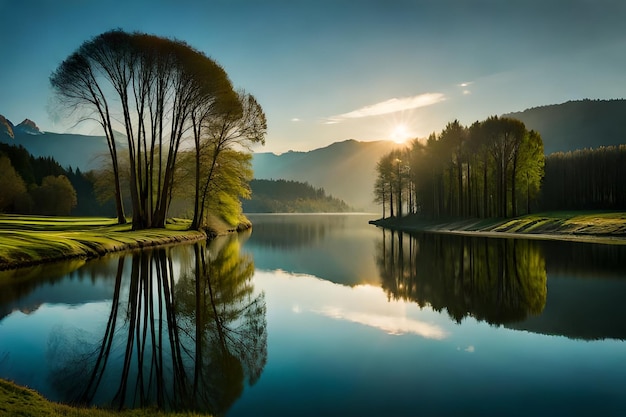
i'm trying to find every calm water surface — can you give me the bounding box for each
[1,213,626,416]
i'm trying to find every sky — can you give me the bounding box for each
[1,0,626,154]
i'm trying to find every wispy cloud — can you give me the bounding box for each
[324,92,445,124]
[458,81,473,95]
[315,306,449,339]
[291,117,301,122]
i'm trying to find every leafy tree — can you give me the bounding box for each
[0,156,27,212]
[50,30,246,230]
[190,91,266,229]
[30,175,78,216]
[374,153,394,218]
[374,116,544,219]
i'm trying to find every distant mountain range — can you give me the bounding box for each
[0,116,115,171]
[252,139,401,211]
[3,99,626,210]
[503,99,626,154]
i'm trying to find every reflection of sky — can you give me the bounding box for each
[227,269,626,417]
[0,301,111,397]
[263,270,448,338]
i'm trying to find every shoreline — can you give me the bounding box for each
[0,215,252,271]
[369,212,626,245]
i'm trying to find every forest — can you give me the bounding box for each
[242,179,352,213]
[374,116,544,219]
[542,145,626,210]
[374,115,626,219]
[0,142,82,216]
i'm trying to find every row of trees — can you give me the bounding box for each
[50,30,265,230]
[375,117,544,219]
[542,145,626,210]
[0,153,77,216]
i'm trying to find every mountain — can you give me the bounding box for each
[0,115,15,138]
[14,119,43,135]
[503,99,626,155]
[0,115,114,171]
[252,139,401,211]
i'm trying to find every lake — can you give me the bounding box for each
[1,213,626,416]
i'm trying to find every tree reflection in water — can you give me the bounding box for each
[376,230,547,325]
[48,235,266,415]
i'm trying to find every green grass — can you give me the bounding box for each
[0,378,209,417]
[0,216,226,414]
[491,211,626,235]
[372,211,626,244]
[0,215,207,270]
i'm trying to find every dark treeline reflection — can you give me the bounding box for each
[542,240,626,277]
[376,230,547,325]
[48,235,266,415]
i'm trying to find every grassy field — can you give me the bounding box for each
[371,211,626,244]
[0,214,208,270]
[0,378,209,417]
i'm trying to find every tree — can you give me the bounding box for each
[374,116,544,220]
[50,30,243,230]
[31,175,78,216]
[0,156,27,212]
[190,91,266,230]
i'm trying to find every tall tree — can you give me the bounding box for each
[50,30,242,230]
[191,91,266,230]
[374,116,544,220]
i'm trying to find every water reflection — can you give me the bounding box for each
[377,230,547,325]
[376,229,626,340]
[245,214,381,286]
[46,236,266,414]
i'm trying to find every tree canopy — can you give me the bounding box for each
[50,30,265,230]
[374,116,544,219]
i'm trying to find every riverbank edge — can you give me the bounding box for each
[369,212,626,245]
[0,218,252,271]
[0,377,208,417]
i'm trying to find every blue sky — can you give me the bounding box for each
[1,0,625,153]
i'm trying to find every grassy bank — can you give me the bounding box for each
[0,378,208,417]
[0,214,251,270]
[371,211,626,244]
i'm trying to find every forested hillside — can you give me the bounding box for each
[0,142,109,216]
[504,99,626,154]
[252,139,401,211]
[243,179,352,213]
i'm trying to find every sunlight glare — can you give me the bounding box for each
[391,123,411,143]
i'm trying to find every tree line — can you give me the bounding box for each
[374,116,544,219]
[0,143,77,215]
[542,145,626,210]
[50,30,265,230]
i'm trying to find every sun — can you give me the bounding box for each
[390,124,411,144]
